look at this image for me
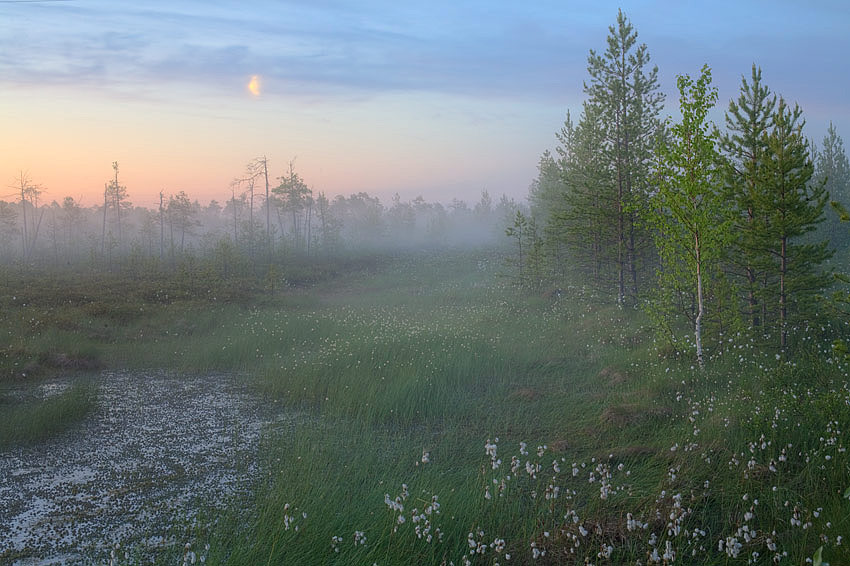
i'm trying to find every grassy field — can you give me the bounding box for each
[1,249,848,564]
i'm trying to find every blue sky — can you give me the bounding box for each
[1,0,848,206]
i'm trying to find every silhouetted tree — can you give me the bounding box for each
[0,201,18,260]
[167,191,199,255]
[106,161,130,251]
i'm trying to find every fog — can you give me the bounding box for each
[0,166,523,270]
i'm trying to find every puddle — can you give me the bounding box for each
[38,382,72,399]
[0,370,281,564]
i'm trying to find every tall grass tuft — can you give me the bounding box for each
[0,381,95,447]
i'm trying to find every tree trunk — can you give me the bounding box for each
[616,123,625,306]
[746,203,759,327]
[780,235,787,350]
[169,217,174,262]
[20,179,28,260]
[51,208,58,262]
[101,184,108,260]
[248,180,255,259]
[628,217,638,300]
[762,273,768,329]
[275,206,284,247]
[114,165,122,251]
[30,208,45,261]
[318,196,328,257]
[695,233,704,369]
[263,157,271,257]
[305,201,312,256]
[617,199,624,306]
[230,191,238,246]
[159,192,165,259]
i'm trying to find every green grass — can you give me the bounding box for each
[0,381,95,447]
[196,251,848,566]
[2,249,849,565]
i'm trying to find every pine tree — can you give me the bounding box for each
[719,64,776,328]
[829,201,850,359]
[505,210,531,285]
[528,149,565,226]
[814,122,850,248]
[0,201,17,260]
[554,101,619,288]
[106,161,130,252]
[527,149,570,280]
[584,9,664,304]
[753,98,832,350]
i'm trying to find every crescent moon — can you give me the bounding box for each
[248,75,261,96]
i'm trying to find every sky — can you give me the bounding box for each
[1,0,849,209]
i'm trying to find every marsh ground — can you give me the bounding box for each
[1,250,848,565]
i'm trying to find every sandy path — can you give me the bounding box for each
[0,370,278,565]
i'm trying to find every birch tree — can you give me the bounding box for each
[649,65,730,368]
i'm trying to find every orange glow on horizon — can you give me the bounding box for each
[1,86,539,210]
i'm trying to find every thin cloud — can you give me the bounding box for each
[0,1,584,102]
[0,0,847,137]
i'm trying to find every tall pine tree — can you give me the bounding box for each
[584,9,664,304]
[550,102,619,286]
[719,65,776,329]
[754,98,832,350]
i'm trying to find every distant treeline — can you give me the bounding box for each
[0,159,520,269]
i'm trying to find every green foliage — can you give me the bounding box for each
[0,201,17,258]
[829,201,850,359]
[553,102,621,290]
[527,149,565,226]
[646,64,731,366]
[529,10,663,303]
[754,97,832,349]
[582,9,664,304]
[273,160,313,251]
[166,190,200,255]
[506,210,547,287]
[815,123,850,248]
[719,64,776,330]
[715,66,834,353]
